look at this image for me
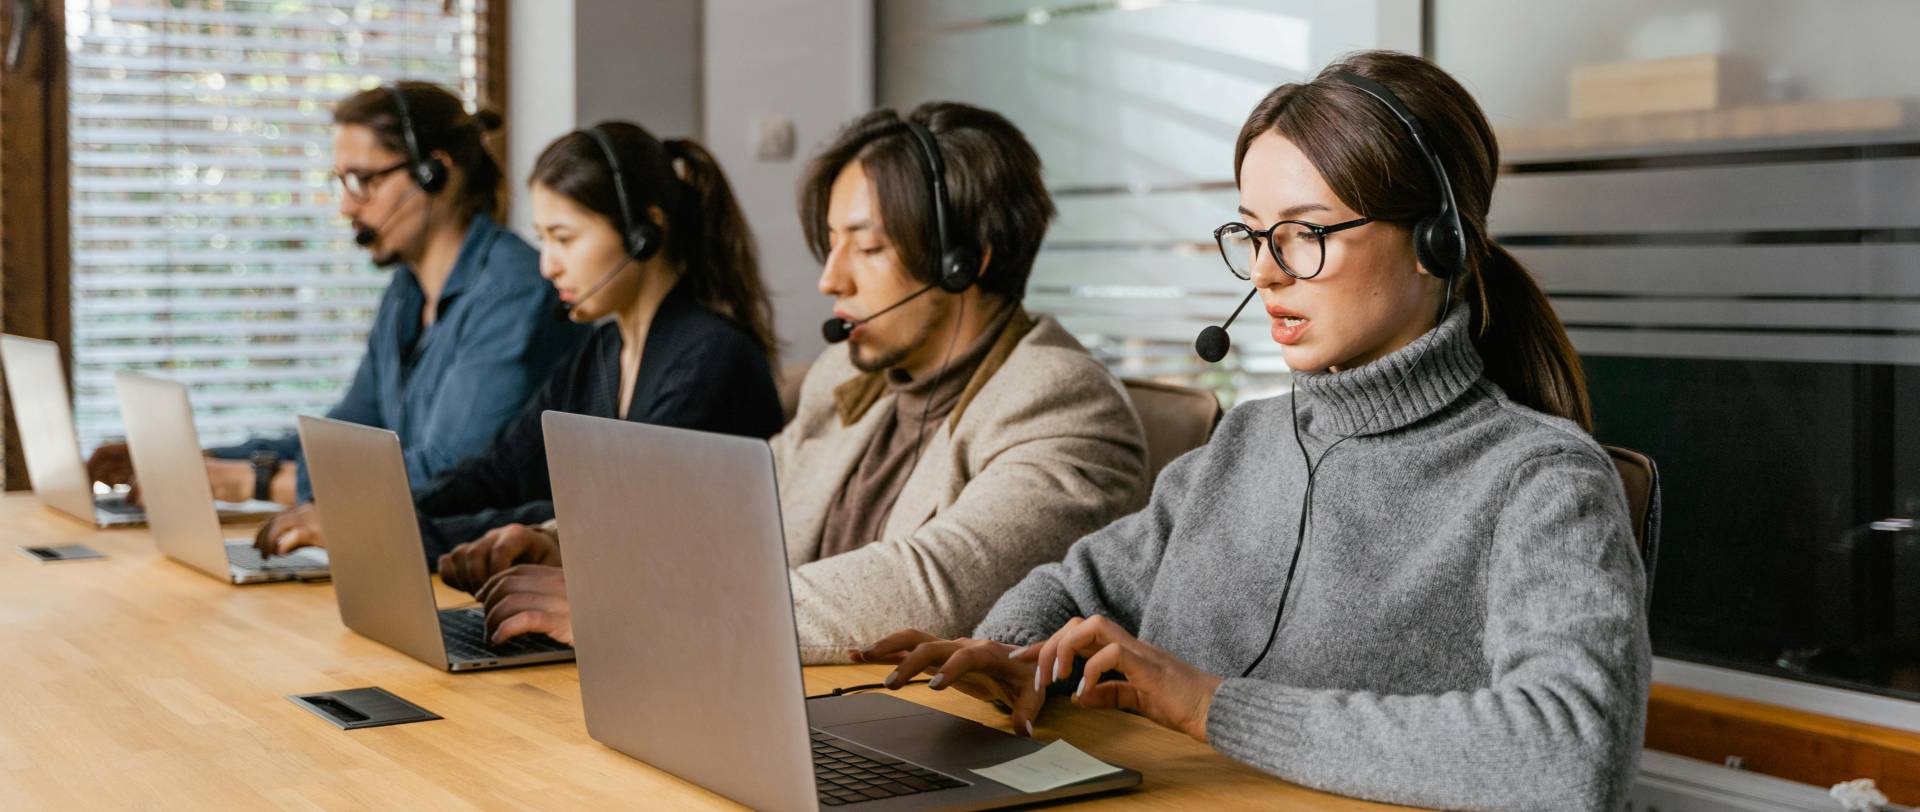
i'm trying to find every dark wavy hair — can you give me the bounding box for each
[798,102,1055,301]
[333,81,505,223]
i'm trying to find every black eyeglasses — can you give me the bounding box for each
[1212,217,1372,280]
[330,160,410,201]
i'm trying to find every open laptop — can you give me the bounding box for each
[297,414,573,672]
[113,372,328,583]
[543,412,1141,812]
[2,334,281,527]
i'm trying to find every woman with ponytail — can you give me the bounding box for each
[859,52,1648,810]
[262,122,784,570]
[416,122,783,576]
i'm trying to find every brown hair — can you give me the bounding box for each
[333,81,506,224]
[798,102,1055,301]
[1234,50,1592,430]
[529,122,778,364]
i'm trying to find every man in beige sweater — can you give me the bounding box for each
[444,103,1150,663]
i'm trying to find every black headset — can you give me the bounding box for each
[582,124,664,263]
[1331,71,1465,281]
[385,85,448,195]
[901,120,980,293]
[1238,71,1467,679]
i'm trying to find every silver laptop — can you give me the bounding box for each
[2,334,282,527]
[113,372,329,583]
[298,414,573,672]
[543,412,1141,812]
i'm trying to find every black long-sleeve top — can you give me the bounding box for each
[411,282,783,562]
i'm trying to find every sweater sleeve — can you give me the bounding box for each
[786,373,1149,664]
[1203,448,1650,812]
[969,437,1207,647]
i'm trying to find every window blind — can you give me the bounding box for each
[66,0,488,450]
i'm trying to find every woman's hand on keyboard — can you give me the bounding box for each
[477,564,573,645]
[438,523,562,594]
[853,631,1045,738]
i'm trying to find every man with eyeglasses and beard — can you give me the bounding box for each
[87,82,588,554]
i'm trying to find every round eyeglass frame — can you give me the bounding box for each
[1212,217,1372,280]
[331,160,411,202]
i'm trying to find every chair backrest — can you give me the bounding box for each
[777,361,811,424]
[1603,444,1661,607]
[1122,379,1223,481]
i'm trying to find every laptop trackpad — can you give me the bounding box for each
[815,694,1043,771]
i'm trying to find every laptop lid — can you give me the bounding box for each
[296,415,450,668]
[543,412,815,812]
[114,372,231,578]
[1,335,97,521]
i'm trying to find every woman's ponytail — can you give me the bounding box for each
[664,138,780,366]
[1470,243,1592,431]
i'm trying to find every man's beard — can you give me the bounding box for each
[369,246,405,268]
[848,297,945,374]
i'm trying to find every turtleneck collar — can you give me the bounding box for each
[1290,302,1483,438]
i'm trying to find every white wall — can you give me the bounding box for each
[704,0,873,368]
[504,0,701,236]
[506,0,577,235]
[577,0,701,139]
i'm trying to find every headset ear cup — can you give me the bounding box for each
[939,248,980,293]
[414,159,448,194]
[628,221,663,262]
[1413,217,1457,280]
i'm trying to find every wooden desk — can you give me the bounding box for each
[0,494,1402,810]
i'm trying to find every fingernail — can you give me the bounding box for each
[1076,675,1089,698]
[927,673,947,690]
[883,670,901,689]
[1023,719,1035,737]
[1034,666,1045,692]
[1008,645,1030,658]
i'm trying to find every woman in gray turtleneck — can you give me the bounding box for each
[856,50,1649,812]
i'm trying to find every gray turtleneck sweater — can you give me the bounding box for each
[975,308,1650,811]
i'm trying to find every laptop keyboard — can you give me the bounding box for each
[438,607,572,662]
[95,497,142,516]
[811,730,967,806]
[226,544,325,573]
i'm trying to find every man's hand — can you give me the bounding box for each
[85,442,135,488]
[204,458,256,504]
[252,503,325,556]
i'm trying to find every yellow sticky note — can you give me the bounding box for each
[969,740,1122,794]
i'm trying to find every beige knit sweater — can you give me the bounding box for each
[774,310,1149,663]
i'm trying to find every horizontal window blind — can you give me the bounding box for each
[67,0,487,451]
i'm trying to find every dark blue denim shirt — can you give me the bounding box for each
[212,214,589,501]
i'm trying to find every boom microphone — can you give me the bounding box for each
[352,183,424,248]
[558,257,634,318]
[1195,288,1258,363]
[821,282,939,344]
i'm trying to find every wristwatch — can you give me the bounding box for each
[248,450,281,502]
